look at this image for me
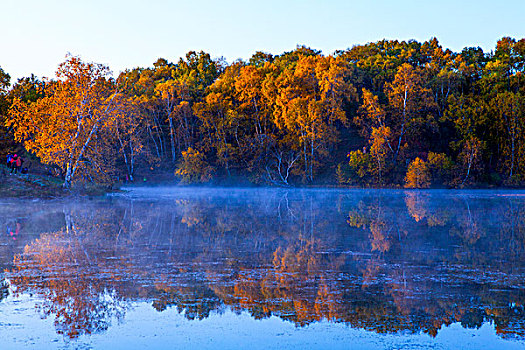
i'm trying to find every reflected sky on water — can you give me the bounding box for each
[1,188,525,349]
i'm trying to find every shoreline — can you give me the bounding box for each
[4,181,525,201]
[3,165,525,200]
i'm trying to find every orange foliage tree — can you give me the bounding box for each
[273,55,355,182]
[7,56,128,188]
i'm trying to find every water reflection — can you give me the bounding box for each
[2,189,525,341]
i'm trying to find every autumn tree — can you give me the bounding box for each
[118,52,221,168]
[273,54,355,182]
[169,51,222,160]
[458,137,484,185]
[427,152,454,186]
[340,39,426,92]
[193,62,240,176]
[4,38,525,188]
[385,63,436,160]
[491,91,525,180]
[233,62,276,174]
[445,94,487,185]
[369,126,391,184]
[355,88,393,151]
[404,157,430,188]
[346,149,373,185]
[353,63,436,184]
[0,66,12,158]
[119,67,168,161]
[0,66,10,116]
[7,56,126,188]
[109,96,148,182]
[155,78,179,162]
[485,37,525,93]
[175,146,214,183]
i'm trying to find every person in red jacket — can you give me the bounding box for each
[10,155,22,174]
[10,154,17,173]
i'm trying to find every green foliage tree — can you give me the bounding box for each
[0,66,12,158]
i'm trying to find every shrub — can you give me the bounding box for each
[405,157,430,188]
[175,147,214,183]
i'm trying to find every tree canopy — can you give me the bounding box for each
[3,37,525,188]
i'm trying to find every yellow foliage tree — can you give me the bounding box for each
[175,147,213,183]
[369,126,391,184]
[492,91,525,179]
[109,96,147,182]
[404,157,430,188]
[193,63,240,175]
[458,136,484,185]
[385,63,436,160]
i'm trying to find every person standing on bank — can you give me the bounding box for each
[10,155,19,174]
[6,153,12,168]
[16,156,23,174]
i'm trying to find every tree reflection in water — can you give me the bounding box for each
[3,189,525,340]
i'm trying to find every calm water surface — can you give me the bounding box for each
[1,188,525,349]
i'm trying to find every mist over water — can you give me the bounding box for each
[1,188,525,349]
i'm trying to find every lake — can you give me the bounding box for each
[1,188,525,349]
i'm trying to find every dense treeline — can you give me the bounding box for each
[1,37,525,188]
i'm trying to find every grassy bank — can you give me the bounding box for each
[0,165,112,198]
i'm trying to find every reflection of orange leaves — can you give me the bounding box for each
[9,216,129,338]
[7,195,525,340]
[20,230,73,267]
[362,260,382,288]
[370,221,392,253]
[427,214,446,227]
[181,215,202,227]
[387,276,415,316]
[404,192,429,222]
[234,282,256,306]
[450,206,484,245]
[272,241,321,276]
[347,211,368,228]
[294,300,316,322]
[314,281,340,321]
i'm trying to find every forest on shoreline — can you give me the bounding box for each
[1,37,524,189]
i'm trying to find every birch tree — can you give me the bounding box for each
[385,63,436,161]
[7,56,123,188]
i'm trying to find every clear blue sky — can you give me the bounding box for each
[2,0,524,81]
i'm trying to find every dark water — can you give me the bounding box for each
[1,188,525,349]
